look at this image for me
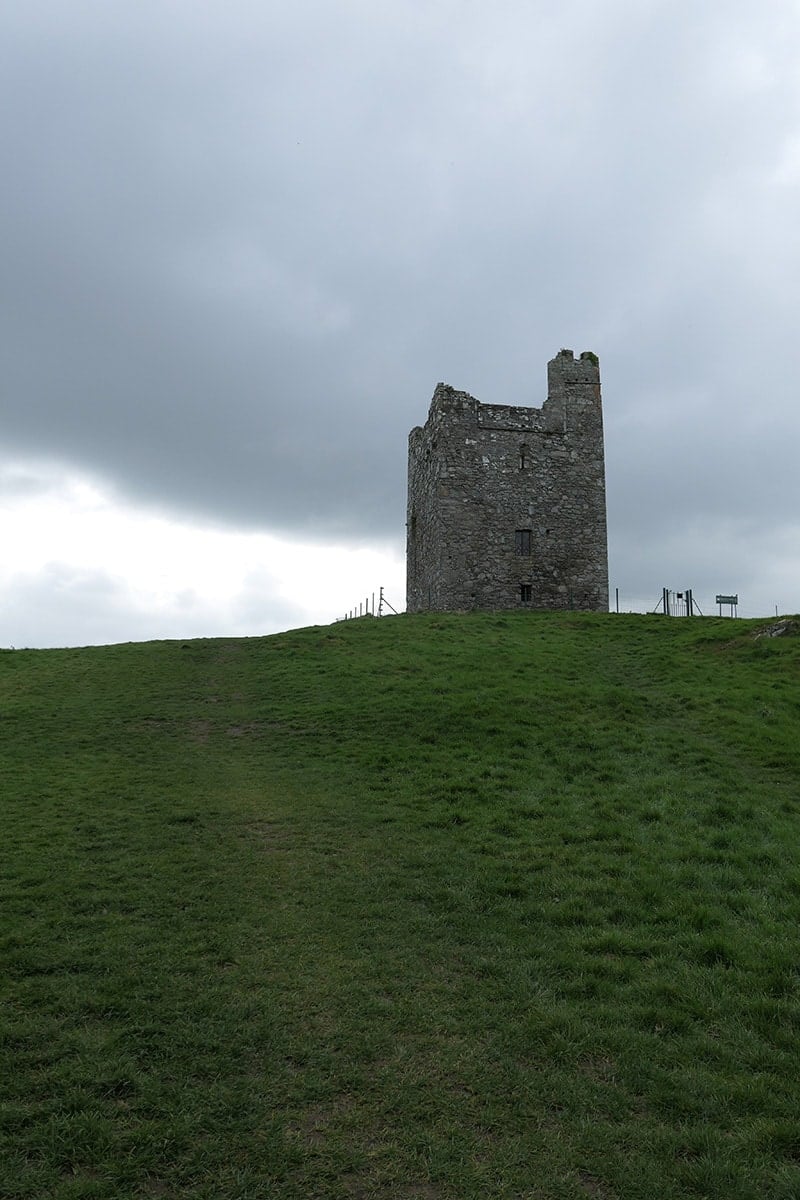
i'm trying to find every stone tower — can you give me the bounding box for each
[406,349,608,612]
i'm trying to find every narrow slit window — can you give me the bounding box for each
[519,444,530,469]
[520,584,532,603]
[515,529,532,555]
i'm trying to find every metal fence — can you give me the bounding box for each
[339,586,399,621]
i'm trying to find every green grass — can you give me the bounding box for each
[2,611,800,1199]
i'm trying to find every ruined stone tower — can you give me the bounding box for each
[406,349,608,612]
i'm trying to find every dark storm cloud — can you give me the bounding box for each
[3,1,800,609]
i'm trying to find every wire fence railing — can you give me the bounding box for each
[339,584,785,623]
[339,586,399,622]
[622,587,779,618]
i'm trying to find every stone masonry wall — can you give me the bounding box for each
[406,350,608,612]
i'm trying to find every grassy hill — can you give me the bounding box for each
[2,611,800,1199]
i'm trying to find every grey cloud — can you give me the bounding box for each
[2,1,800,618]
[0,560,305,649]
[0,463,65,500]
[0,565,142,649]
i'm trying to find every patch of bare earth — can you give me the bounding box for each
[187,718,212,744]
[578,1171,616,1198]
[227,721,262,737]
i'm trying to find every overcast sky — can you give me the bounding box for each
[3,0,799,646]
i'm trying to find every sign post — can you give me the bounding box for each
[716,594,738,617]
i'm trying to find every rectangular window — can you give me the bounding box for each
[520,584,532,603]
[515,529,532,555]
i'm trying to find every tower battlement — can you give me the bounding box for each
[406,351,608,613]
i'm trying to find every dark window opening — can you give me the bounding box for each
[515,529,532,555]
[520,584,532,603]
[519,444,530,469]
